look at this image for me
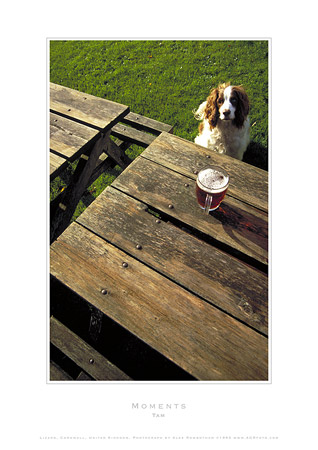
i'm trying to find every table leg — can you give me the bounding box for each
[50,131,111,243]
[105,138,132,169]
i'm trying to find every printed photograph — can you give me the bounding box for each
[49,39,269,382]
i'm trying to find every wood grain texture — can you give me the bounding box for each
[112,157,268,266]
[50,316,131,381]
[50,112,100,179]
[50,223,268,381]
[50,83,129,131]
[111,122,155,148]
[77,186,268,335]
[141,132,268,212]
[50,112,98,159]
[50,152,68,178]
[122,111,173,134]
[105,138,132,169]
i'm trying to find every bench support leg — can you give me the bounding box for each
[104,138,132,169]
[50,131,110,243]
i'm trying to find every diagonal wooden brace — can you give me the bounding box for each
[104,138,132,169]
[50,131,110,243]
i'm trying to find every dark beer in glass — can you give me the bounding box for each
[196,166,229,213]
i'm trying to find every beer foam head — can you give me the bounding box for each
[197,166,229,193]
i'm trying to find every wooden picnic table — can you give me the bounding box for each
[50,131,268,381]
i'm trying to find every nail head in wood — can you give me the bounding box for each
[101,289,108,295]
[136,244,142,250]
[122,262,128,268]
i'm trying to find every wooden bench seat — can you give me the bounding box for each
[50,316,131,381]
[111,111,173,148]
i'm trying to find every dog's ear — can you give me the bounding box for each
[233,86,249,128]
[205,88,219,129]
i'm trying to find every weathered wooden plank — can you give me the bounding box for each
[50,223,268,381]
[111,122,155,148]
[50,83,129,131]
[50,361,73,381]
[121,111,174,135]
[141,132,268,212]
[77,186,268,334]
[112,157,268,266]
[50,112,101,180]
[50,316,131,381]
[50,152,68,178]
[50,112,98,160]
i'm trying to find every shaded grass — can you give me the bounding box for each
[50,39,269,220]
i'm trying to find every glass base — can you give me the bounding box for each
[199,204,220,212]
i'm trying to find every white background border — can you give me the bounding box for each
[2,1,316,448]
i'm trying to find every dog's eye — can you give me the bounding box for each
[217,98,223,105]
[230,97,237,105]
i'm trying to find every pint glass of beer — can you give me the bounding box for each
[195,166,229,213]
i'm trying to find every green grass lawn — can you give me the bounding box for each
[50,39,268,219]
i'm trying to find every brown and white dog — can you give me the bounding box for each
[194,83,250,160]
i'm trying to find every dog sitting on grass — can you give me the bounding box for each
[194,83,250,161]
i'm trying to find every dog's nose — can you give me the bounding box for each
[223,109,231,117]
